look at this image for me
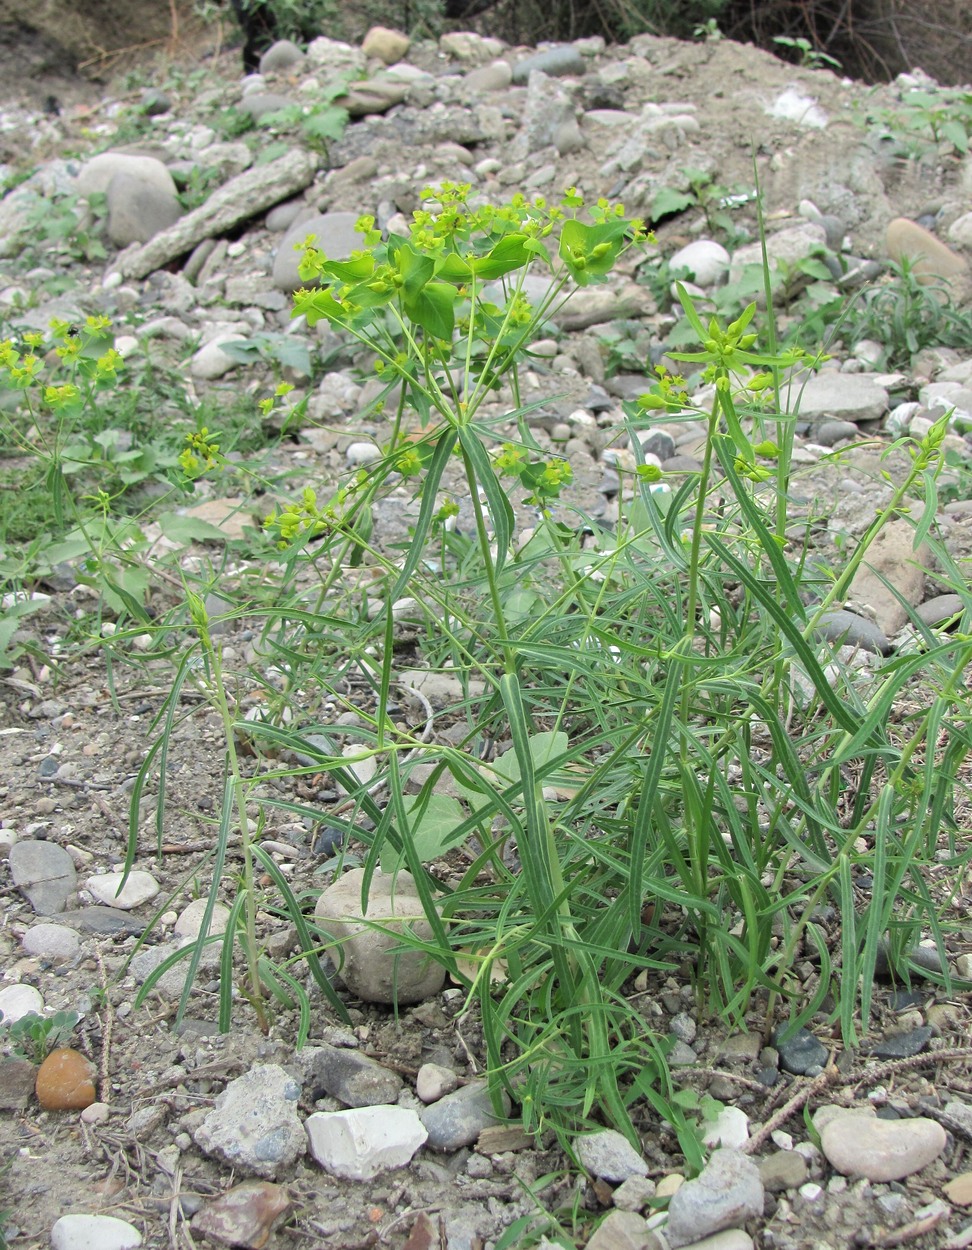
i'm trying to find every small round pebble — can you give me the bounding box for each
[22,922,81,963]
[36,1047,98,1111]
[85,870,159,910]
[416,1062,459,1103]
[80,1101,111,1125]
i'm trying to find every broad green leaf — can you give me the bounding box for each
[157,512,231,545]
[405,280,456,340]
[381,793,466,870]
[471,233,531,280]
[650,187,695,220]
[492,729,569,788]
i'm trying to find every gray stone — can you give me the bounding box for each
[239,93,296,122]
[336,79,409,118]
[76,152,176,200]
[140,88,171,116]
[259,40,305,74]
[871,1026,933,1059]
[273,210,363,291]
[9,839,77,915]
[0,1058,37,1111]
[758,1149,808,1192]
[512,46,587,84]
[887,217,970,293]
[266,199,306,232]
[21,922,80,963]
[811,419,859,446]
[194,1065,305,1179]
[846,519,928,635]
[612,1175,657,1212]
[575,1128,649,1182]
[301,1042,404,1107]
[818,1108,946,1182]
[440,31,506,63]
[772,1025,828,1075]
[313,868,446,1005]
[673,1234,754,1250]
[66,906,144,936]
[812,609,890,656]
[416,1062,459,1103]
[106,172,181,247]
[519,71,575,156]
[794,370,889,423]
[464,61,512,93]
[190,1181,292,1250]
[305,1105,427,1179]
[916,594,964,626]
[51,1215,142,1250]
[419,1080,509,1150]
[585,1210,662,1250]
[665,1149,764,1248]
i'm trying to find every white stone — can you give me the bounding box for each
[346,441,382,466]
[670,239,730,286]
[703,1106,750,1150]
[173,899,230,940]
[305,1105,428,1179]
[818,1107,947,1182]
[0,983,43,1023]
[85,870,159,910]
[51,1214,143,1250]
[75,152,176,199]
[190,335,247,381]
[766,86,827,128]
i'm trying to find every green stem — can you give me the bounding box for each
[461,449,514,673]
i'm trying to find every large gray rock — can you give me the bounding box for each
[259,39,305,74]
[818,1106,946,1182]
[103,169,180,244]
[9,840,77,915]
[314,868,445,1005]
[76,152,177,200]
[518,71,576,156]
[793,370,890,423]
[665,1149,763,1248]
[575,1128,649,1182]
[729,222,827,286]
[273,211,366,291]
[194,1065,305,1179]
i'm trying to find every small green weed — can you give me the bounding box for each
[772,35,841,72]
[0,1009,80,1063]
[860,83,972,159]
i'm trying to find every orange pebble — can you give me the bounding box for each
[35,1047,97,1111]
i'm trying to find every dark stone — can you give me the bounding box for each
[871,1026,934,1060]
[65,906,145,936]
[772,1025,828,1075]
[313,826,345,857]
[302,1043,404,1107]
[812,609,891,655]
[641,430,676,461]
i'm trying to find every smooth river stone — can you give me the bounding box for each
[819,1109,946,1181]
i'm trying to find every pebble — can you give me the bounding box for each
[772,1025,828,1075]
[416,1061,459,1103]
[0,982,44,1023]
[35,1047,98,1111]
[193,1065,305,1179]
[419,1080,509,1151]
[190,1180,292,1249]
[511,45,587,84]
[871,1025,933,1059]
[758,1149,808,1192]
[670,240,730,286]
[585,1209,662,1249]
[613,1174,657,1211]
[674,1233,754,1250]
[575,1128,649,1182]
[665,1149,764,1249]
[793,370,890,423]
[702,1106,750,1150]
[817,1107,946,1181]
[0,1058,38,1111]
[887,216,970,286]
[305,1105,427,1180]
[8,839,77,914]
[51,1215,142,1250]
[812,609,890,656]
[80,1101,111,1125]
[943,1172,972,1206]
[85,870,159,910]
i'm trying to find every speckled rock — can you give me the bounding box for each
[419,1080,509,1151]
[9,839,77,914]
[665,1149,764,1248]
[194,1065,305,1179]
[575,1128,649,1182]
